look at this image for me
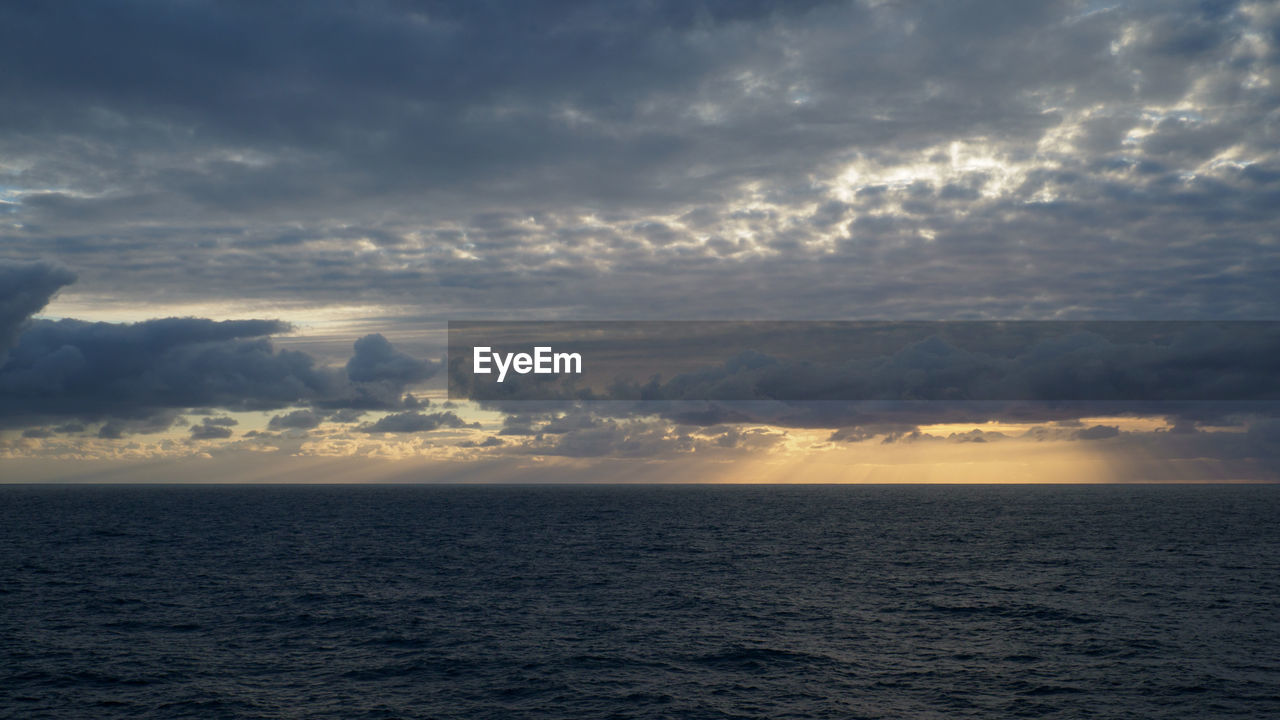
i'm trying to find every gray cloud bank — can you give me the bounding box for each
[4,258,1279,480]
[451,322,1280,402]
[0,262,439,434]
[0,262,76,364]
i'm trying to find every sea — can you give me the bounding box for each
[1,484,1278,719]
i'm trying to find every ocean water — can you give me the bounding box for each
[1,484,1278,719]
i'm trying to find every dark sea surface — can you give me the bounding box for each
[2,484,1279,719]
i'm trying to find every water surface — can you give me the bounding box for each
[2,484,1278,718]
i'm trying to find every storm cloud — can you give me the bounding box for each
[0,262,438,433]
[0,262,75,362]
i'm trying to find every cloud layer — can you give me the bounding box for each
[3,3,1279,478]
[2,1,1277,320]
[0,262,439,434]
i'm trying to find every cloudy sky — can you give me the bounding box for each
[2,0,1279,482]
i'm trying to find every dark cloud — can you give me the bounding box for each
[360,411,472,434]
[0,322,438,431]
[190,417,236,440]
[0,265,436,434]
[828,424,916,444]
[346,334,438,384]
[267,409,324,431]
[1075,424,1121,441]
[0,262,75,362]
[459,323,1280,410]
[498,413,541,436]
[458,436,505,448]
[622,327,1280,404]
[0,316,326,427]
[326,408,368,424]
[96,412,181,439]
[190,426,232,440]
[97,424,125,440]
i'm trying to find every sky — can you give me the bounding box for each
[2,0,1279,482]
